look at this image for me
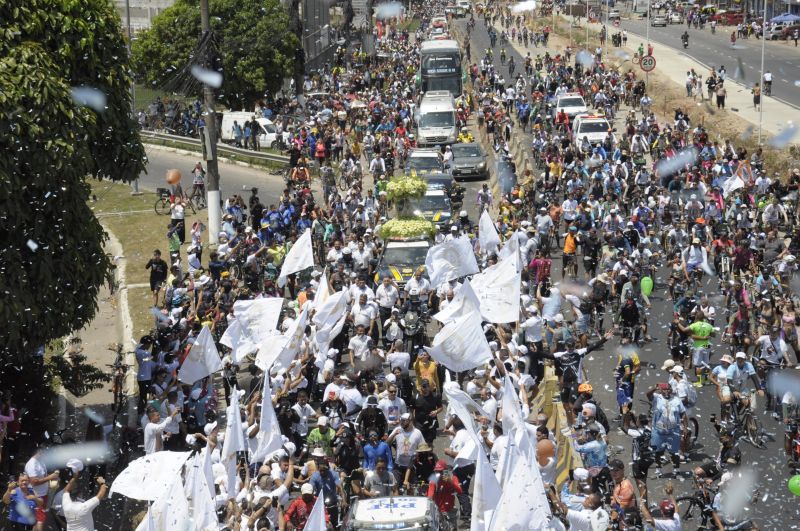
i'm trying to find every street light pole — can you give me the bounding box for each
[200,0,222,244]
[757,0,767,145]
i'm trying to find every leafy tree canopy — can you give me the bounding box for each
[132,0,299,110]
[0,0,146,359]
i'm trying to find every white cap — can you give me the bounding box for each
[554,313,564,323]
[318,416,329,426]
[66,459,84,474]
[735,351,747,359]
[573,467,590,481]
[301,483,315,495]
[661,359,676,371]
[204,421,218,436]
[670,365,684,374]
[460,210,468,217]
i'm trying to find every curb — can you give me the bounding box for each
[143,143,281,171]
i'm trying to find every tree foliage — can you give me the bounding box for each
[0,0,146,359]
[132,0,299,110]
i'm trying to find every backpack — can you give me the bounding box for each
[633,426,654,461]
[588,399,610,433]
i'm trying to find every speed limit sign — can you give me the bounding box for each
[640,55,656,72]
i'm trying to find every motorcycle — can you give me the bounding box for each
[682,35,689,48]
[403,307,428,354]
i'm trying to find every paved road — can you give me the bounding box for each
[453,17,800,528]
[618,18,800,107]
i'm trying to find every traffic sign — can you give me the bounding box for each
[640,55,656,72]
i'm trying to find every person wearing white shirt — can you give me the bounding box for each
[348,277,375,304]
[404,270,432,304]
[386,340,411,374]
[61,472,108,531]
[561,196,579,225]
[290,391,317,438]
[375,277,400,321]
[351,294,378,336]
[143,405,179,454]
[442,417,476,521]
[387,414,424,478]
[383,312,405,346]
[159,391,182,450]
[552,493,609,531]
[378,385,407,429]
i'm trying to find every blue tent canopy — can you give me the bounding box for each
[770,13,800,23]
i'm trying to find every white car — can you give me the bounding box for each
[572,114,614,146]
[650,14,668,26]
[553,93,588,118]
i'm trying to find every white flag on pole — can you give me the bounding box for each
[433,279,481,325]
[272,307,309,371]
[187,453,218,531]
[722,175,744,197]
[220,318,245,364]
[232,297,284,355]
[278,229,315,287]
[315,313,347,357]
[222,387,246,499]
[497,231,522,272]
[304,492,328,531]
[478,210,501,254]
[253,376,284,462]
[314,268,331,309]
[424,235,479,288]
[425,309,491,372]
[135,476,189,531]
[312,289,348,328]
[178,326,223,384]
[470,447,502,531]
[470,252,521,324]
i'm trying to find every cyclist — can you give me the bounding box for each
[427,460,461,529]
[673,312,714,387]
[189,162,205,203]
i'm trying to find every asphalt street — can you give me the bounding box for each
[618,17,800,108]
[455,16,800,528]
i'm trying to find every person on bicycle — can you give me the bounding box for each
[291,158,311,184]
[694,428,741,481]
[647,383,687,475]
[674,311,714,387]
[562,226,580,279]
[763,70,772,95]
[617,294,643,343]
[427,460,461,528]
[681,237,707,282]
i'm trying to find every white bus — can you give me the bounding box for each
[418,39,463,97]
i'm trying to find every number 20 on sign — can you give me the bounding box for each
[640,55,656,72]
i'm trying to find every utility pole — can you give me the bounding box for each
[200,0,222,244]
[757,0,766,145]
[126,0,142,195]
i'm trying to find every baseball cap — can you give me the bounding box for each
[721,354,734,364]
[573,467,590,481]
[301,483,314,495]
[366,396,379,407]
[609,459,625,471]
[659,500,676,515]
[434,459,448,472]
[735,351,747,359]
[318,416,329,426]
[400,413,412,421]
[692,237,700,244]
[670,365,684,374]
[661,359,676,371]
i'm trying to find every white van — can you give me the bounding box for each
[572,114,615,146]
[553,93,588,118]
[342,496,440,530]
[219,111,289,148]
[416,91,457,147]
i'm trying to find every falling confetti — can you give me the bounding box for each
[375,1,404,18]
[71,87,107,112]
[576,49,594,67]
[190,65,223,88]
[26,239,38,252]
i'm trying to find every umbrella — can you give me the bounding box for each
[110,451,190,501]
[771,13,800,23]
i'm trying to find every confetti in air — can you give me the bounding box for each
[71,87,107,112]
[375,1,404,19]
[190,65,223,88]
[511,0,538,13]
[655,147,698,178]
[26,240,38,252]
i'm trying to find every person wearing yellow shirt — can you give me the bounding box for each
[267,241,286,267]
[413,350,440,392]
[562,225,580,280]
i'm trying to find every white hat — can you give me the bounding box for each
[185,434,197,446]
[526,305,538,314]
[488,341,498,351]
[283,441,297,456]
[386,373,397,384]
[517,345,529,354]
[66,458,84,474]
[310,446,326,458]
[318,416,329,426]
[204,421,218,436]
[190,388,202,400]
[670,365,684,374]
[460,210,468,217]
[661,359,676,371]
[301,483,315,495]
[400,412,412,420]
[327,348,339,359]
[245,226,253,233]
[196,274,210,286]
[573,467,590,481]
[735,351,747,359]
[554,313,564,323]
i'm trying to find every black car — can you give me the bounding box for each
[450,142,489,180]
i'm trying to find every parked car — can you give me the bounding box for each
[651,14,668,26]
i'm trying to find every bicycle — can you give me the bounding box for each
[675,476,717,528]
[154,189,197,216]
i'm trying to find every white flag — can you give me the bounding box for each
[278,229,315,287]
[304,492,328,531]
[220,318,245,364]
[722,175,744,197]
[498,231,522,272]
[273,307,309,371]
[135,476,189,531]
[178,326,223,384]
[253,376,284,462]
[315,312,347,357]
[222,387,246,499]
[478,210,501,254]
[312,289,348,328]
[470,448,502,531]
[314,268,331,309]
[232,297,284,355]
[187,453,218,531]
[470,252,521,324]
[433,278,481,325]
[424,235,479,288]
[425,309,491,372]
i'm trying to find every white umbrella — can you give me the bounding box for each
[110,451,190,501]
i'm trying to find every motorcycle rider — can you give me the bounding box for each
[681,30,690,48]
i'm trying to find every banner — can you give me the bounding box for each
[433,279,481,324]
[232,297,284,355]
[278,228,315,287]
[425,309,491,372]
[478,210,500,254]
[178,326,223,384]
[721,175,744,198]
[135,476,189,531]
[222,387,246,498]
[305,492,328,531]
[470,252,521,324]
[272,307,309,371]
[424,235,479,288]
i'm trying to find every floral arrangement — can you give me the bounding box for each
[379,217,436,239]
[385,174,428,202]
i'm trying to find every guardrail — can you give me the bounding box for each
[139,130,290,165]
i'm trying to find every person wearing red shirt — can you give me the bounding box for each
[285,483,331,530]
[427,460,462,526]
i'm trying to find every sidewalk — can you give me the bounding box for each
[582,18,800,141]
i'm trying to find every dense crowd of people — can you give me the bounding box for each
[5,0,800,530]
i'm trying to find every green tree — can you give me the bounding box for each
[132,0,299,110]
[0,0,146,362]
